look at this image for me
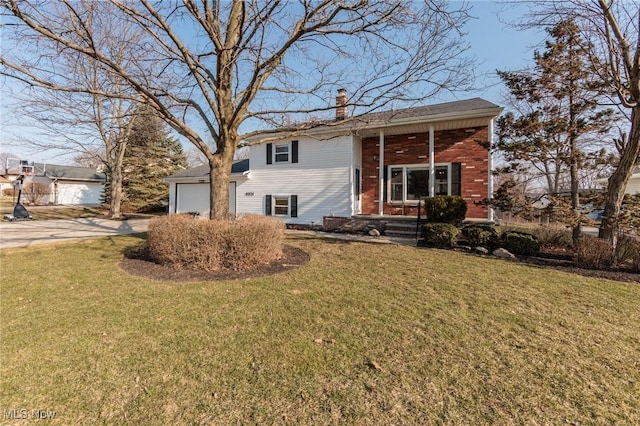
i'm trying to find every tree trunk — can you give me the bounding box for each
[599,108,640,247]
[109,166,123,219]
[208,130,238,220]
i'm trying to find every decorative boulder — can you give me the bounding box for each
[368,229,381,237]
[492,248,516,259]
[474,246,489,255]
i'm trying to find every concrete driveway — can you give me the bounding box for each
[0,217,149,249]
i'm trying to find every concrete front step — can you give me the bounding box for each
[385,220,421,238]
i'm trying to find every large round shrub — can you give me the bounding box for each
[147,214,285,271]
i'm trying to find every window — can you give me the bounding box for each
[265,194,298,217]
[275,144,289,162]
[274,196,289,215]
[387,164,459,202]
[390,167,404,201]
[407,168,429,200]
[266,141,298,164]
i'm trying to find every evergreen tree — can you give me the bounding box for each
[496,19,616,243]
[116,106,187,212]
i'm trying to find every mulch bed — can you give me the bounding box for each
[515,255,639,284]
[120,241,638,284]
[119,244,310,282]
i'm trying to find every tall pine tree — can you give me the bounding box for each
[496,19,616,243]
[108,106,187,212]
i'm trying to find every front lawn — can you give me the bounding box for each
[1,235,638,424]
[0,196,102,220]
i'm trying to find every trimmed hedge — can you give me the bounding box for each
[500,231,540,256]
[462,224,499,249]
[423,196,467,224]
[147,214,285,272]
[420,223,460,248]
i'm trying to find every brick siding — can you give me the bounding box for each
[360,127,489,219]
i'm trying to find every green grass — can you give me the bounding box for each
[1,235,639,424]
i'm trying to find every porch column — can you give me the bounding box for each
[488,118,495,222]
[378,130,385,216]
[429,125,435,197]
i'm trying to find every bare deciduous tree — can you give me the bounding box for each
[2,0,475,219]
[1,1,149,218]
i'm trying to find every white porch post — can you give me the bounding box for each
[488,119,495,222]
[378,130,385,216]
[429,125,435,197]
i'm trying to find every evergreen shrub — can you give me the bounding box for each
[500,230,540,256]
[461,224,499,249]
[420,223,460,248]
[424,196,467,224]
[148,214,285,271]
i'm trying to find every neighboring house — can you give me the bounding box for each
[165,96,503,224]
[595,166,640,196]
[624,166,640,195]
[27,163,106,205]
[0,175,11,193]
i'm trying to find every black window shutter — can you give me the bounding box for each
[291,140,298,163]
[290,195,298,217]
[383,166,388,202]
[266,143,272,165]
[451,163,461,196]
[265,195,272,215]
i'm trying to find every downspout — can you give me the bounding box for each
[378,130,385,216]
[488,119,495,222]
[349,132,354,216]
[429,125,435,197]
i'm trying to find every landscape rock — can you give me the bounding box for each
[368,229,381,237]
[492,248,516,259]
[474,246,489,254]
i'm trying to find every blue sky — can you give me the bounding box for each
[448,0,545,104]
[1,1,547,165]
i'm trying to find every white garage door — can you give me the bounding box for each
[57,182,103,205]
[175,182,236,217]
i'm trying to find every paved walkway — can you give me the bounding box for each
[0,218,150,249]
[0,218,417,250]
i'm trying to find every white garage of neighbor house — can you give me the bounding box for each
[29,163,106,205]
[165,159,249,217]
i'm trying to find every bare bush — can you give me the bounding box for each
[531,226,573,249]
[148,215,285,272]
[2,188,16,197]
[22,182,49,205]
[574,236,613,270]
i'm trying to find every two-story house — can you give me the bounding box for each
[165,95,503,225]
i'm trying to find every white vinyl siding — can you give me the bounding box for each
[240,135,354,224]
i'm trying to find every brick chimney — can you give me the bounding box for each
[335,88,347,121]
